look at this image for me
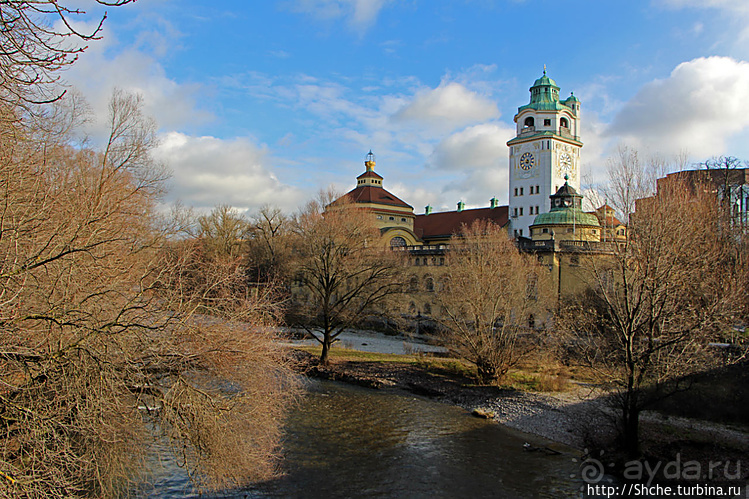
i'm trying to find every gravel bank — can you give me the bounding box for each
[294,350,748,464]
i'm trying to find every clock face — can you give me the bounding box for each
[559,152,573,172]
[519,152,535,171]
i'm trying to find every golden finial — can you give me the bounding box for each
[365,150,376,172]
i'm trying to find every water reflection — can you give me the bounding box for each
[140,380,582,498]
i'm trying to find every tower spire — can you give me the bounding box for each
[365,150,376,172]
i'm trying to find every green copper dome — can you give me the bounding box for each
[564,92,579,103]
[532,72,559,90]
[517,69,570,112]
[531,179,600,228]
[532,209,600,227]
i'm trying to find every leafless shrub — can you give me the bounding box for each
[0,91,298,498]
[435,220,553,384]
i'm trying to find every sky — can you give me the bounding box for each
[58,0,749,215]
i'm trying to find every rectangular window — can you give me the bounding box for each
[542,228,549,234]
[513,207,518,217]
[520,187,524,196]
[536,185,540,194]
[519,229,523,236]
[544,119,551,126]
[514,187,518,196]
[519,207,523,216]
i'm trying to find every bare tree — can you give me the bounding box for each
[562,174,746,456]
[436,220,552,383]
[0,92,297,497]
[247,205,293,284]
[290,191,405,364]
[597,146,679,224]
[197,204,251,260]
[0,0,135,110]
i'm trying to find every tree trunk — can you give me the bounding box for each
[320,331,331,365]
[622,395,641,457]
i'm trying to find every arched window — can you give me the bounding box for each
[560,117,569,128]
[409,276,419,292]
[390,236,407,248]
[423,303,432,316]
[528,314,535,328]
[424,275,434,292]
[523,116,535,127]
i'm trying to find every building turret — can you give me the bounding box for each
[530,176,600,241]
[507,68,583,238]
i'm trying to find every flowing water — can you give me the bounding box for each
[138,380,583,498]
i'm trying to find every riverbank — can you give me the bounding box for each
[293,348,604,448]
[293,348,749,478]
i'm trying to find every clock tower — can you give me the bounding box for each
[507,69,582,238]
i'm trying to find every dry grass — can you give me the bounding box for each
[294,344,575,391]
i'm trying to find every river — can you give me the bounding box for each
[138,379,583,498]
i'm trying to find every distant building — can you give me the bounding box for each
[322,71,623,318]
[519,179,619,300]
[332,151,420,248]
[639,168,749,231]
[507,68,582,238]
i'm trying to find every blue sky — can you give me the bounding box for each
[62,0,749,214]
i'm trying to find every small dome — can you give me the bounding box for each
[532,73,558,88]
[531,67,559,89]
[532,209,600,227]
[552,182,579,198]
[565,92,579,103]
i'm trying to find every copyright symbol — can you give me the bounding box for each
[580,457,604,484]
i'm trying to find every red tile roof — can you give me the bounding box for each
[357,170,383,180]
[337,185,413,209]
[414,206,509,241]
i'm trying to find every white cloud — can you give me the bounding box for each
[286,0,391,31]
[430,123,515,170]
[393,82,499,132]
[605,57,749,159]
[67,47,211,137]
[659,0,749,14]
[437,167,510,210]
[658,0,749,44]
[154,132,303,213]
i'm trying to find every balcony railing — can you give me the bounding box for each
[519,126,535,135]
